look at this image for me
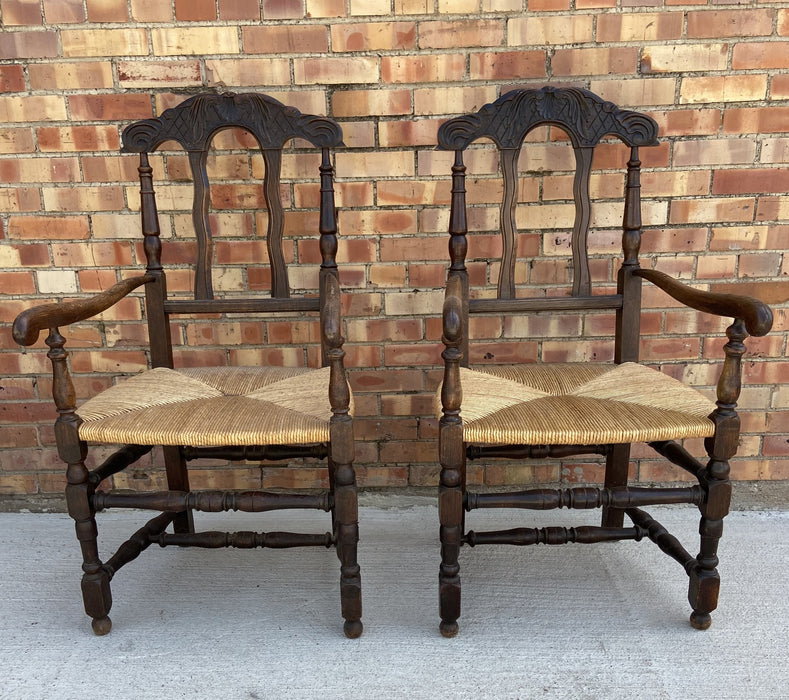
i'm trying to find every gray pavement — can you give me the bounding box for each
[1,499,788,699]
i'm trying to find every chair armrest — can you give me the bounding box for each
[634,269,773,337]
[12,274,154,346]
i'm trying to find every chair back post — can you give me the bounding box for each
[615,145,645,364]
[137,151,174,369]
[448,149,470,366]
[319,146,340,367]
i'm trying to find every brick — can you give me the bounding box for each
[733,43,789,71]
[0,128,35,154]
[0,187,40,212]
[673,139,756,167]
[438,0,476,10]
[394,0,432,12]
[41,0,84,21]
[262,0,302,18]
[508,16,593,46]
[37,126,120,152]
[43,186,125,213]
[151,27,240,55]
[86,0,128,20]
[714,169,789,196]
[0,96,66,123]
[68,94,152,121]
[761,139,789,165]
[652,109,721,137]
[378,120,444,148]
[118,60,202,88]
[382,54,465,84]
[0,31,58,59]
[723,107,789,134]
[333,89,411,117]
[1,0,43,24]
[669,198,755,225]
[336,151,414,178]
[369,264,407,287]
[420,20,505,49]
[331,22,416,51]
[340,209,417,236]
[641,44,729,74]
[469,51,546,81]
[349,0,389,14]
[552,47,638,76]
[62,29,148,57]
[130,0,172,21]
[294,56,377,84]
[0,156,80,184]
[29,62,114,91]
[242,25,328,54]
[738,253,782,279]
[7,215,90,241]
[306,0,345,18]
[0,65,25,92]
[680,75,767,105]
[687,9,773,38]
[219,0,260,19]
[596,13,683,42]
[175,0,216,20]
[414,86,497,116]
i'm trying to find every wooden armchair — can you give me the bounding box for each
[13,93,362,638]
[436,87,773,637]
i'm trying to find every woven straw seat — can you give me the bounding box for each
[78,366,349,447]
[442,363,715,446]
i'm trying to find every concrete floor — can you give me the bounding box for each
[1,499,788,699]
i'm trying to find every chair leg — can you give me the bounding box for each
[331,457,363,639]
[163,445,194,534]
[601,443,630,527]
[439,450,463,638]
[689,461,732,630]
[65,457,112,636]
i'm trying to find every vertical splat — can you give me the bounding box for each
[263,148,289,299]
[498,148,520,300]
[571,146,594,297]
[188,149,213,300]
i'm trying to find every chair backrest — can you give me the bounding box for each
[437,86,659,366]
[121,92,344,369]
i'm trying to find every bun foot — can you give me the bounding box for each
[690,612,712,630]
[343,619,363,639]
[440,620,458,638]
[91,616,112,636]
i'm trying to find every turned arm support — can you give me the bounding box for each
[441,275,465,415]
[12,274,154,346]
[634,269,772,337]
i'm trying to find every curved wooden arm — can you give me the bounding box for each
[635,269,773,337]
[12,275,153,346]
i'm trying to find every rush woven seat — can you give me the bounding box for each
[13,93,363,638]
[435,87,773,638]
[449,363,715,446]
[77,366,346,447]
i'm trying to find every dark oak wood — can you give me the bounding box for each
[436,86,774,636]
[465,485,704,511]
[13,92,360,638]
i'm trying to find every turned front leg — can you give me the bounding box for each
[47,329,112,635]
[690,320,744,630]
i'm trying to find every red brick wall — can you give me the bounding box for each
[1,1,787,498]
